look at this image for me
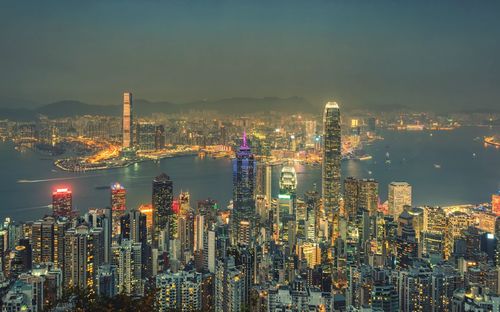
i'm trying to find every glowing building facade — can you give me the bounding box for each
[232,132,255,245]
[122,92,133,149]
[52,188,72,218]
[322,101,341,238]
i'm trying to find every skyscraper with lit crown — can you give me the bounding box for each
[322,101,341,239]
[232,131,255,245]
[52,188,72,218]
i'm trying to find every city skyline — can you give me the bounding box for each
[0,2,499,311]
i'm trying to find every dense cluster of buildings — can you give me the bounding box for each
[0,97,499,312]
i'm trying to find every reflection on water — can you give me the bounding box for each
[0,126,499,221]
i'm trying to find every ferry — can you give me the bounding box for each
[358,155,373,161]
[484,136,500,147]
[434,164,441,169]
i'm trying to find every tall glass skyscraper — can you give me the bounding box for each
[122,92,133,149]
[232,131,255,245]
[322,101,341,239]
[152,173,174,249]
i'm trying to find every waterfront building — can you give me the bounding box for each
[232,131,256,245]
[52,188,72,218]
[152,173,174,250]
[122,92,133,149]
[136,121,156,151]
[322,101,341,239]
[388,182,412,218]
[111,183,126,236]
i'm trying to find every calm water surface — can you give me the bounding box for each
[0,126,498,221]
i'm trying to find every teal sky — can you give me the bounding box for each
[0,1,499,111]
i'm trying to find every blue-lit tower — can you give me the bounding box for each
[232,131,256,245]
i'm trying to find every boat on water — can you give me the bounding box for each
[358,155,373,161]
[434,164,441,169]
[484,136,500,147]
[385,152,391,164]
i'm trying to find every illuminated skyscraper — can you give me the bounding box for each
[277,165,297,242]
[111,183,126,236]
[232,131,255,245]
[322,101,341,238]
[122,92,133,148]
[52,188,72,218]
[388,182,412,218]
[136,121,156,151]
[152,173,174,249]
[358,178,379,215]
[265,164,272,207]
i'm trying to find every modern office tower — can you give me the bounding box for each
[322,101,341,239]
[10,244,32,277]
[136,121,156,151]
[388,182,412,218]
[97,265,118,298]
[423,206,446,233]
[31,263,63,308]
[87,208,112,264]
[156,270,203,312]
[277,165,297,242]
[31,216,68,268]
[421,231,445,260]
[493,192,500,216]
[112,239,143,296]
[297,242,321,268]
[122,92,133,149]
[344,177,359,220]
[215,257,246,312]
[304,190,321,241]
[358,179,379,215]
[152,173,174,249]
[111,182,126,236]
[344,177,379,219]
[255,162,266,196]
[203,230,216,273]
[52,188,72,218]
[371,284,399,312]
[232,131,256,245]
[265,164,272,207]
[1,280,37,312]
[120,209,147,245]
[395,220,418,269]
[63,225,104,290]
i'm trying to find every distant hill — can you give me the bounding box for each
[0,96,316,120]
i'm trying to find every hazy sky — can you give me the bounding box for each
[0,1,499,111]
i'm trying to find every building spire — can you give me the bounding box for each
[242,130,248,148]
